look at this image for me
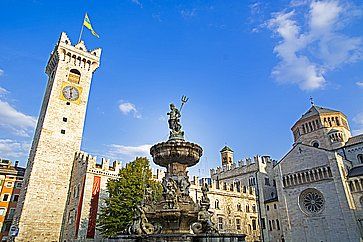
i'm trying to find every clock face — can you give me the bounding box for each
[62,86,79,101]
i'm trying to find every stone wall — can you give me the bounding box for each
[61,151,120,241]
[274,144,361,241]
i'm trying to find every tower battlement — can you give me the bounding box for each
[75,151,121,177]
[210,155,275,176]
[46,32,101,76]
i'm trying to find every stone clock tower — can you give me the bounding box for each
[12,32,101,241]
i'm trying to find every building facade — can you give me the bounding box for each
[210,147,283,242]
[0,159,25,242]
[190,177,260,242]
[11,33,101,241]
[61,152,121,241]
[274,104,363,241]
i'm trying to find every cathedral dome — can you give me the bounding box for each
[291,104,351,150]
[298,105,344,122]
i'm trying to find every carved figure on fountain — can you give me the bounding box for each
[162,177,179,209]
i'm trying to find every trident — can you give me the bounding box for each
[179,95,189,113]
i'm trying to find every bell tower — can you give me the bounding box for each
[220,146,234,166]
[12,33,101,241]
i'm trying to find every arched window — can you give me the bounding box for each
[336,117,340,126]
[268,220,272,231]
[243,186,247,193]
[252,204,256,212]
[358,154,363,164]
[276,219,280,230]
[236,218,241,230]
[68,69,81,84]
[218,217,223,230]
[215,199,220,209]
[312,140,319,148]
[237,203,242,211]
[235,181,241,192]
[246,204,250,213]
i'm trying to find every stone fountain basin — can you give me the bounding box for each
[150,140,203,168]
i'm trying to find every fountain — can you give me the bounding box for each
[115,97,246,242]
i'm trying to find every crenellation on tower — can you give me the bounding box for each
[210,155,275,177]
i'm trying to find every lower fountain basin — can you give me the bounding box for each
[112,233,247,242]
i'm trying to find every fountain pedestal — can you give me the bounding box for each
[148,139,202,234]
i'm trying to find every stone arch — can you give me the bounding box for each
[357,154,363,163]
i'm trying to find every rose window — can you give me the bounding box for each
[299,188,325,214]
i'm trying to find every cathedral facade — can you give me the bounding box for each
[275,105,363,241]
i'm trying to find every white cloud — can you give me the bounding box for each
[181,9,197,19]
[0,139,30,158]
[0,87,8,95]
[267,0,363,90]
[353,112,363,135]
[250,2,262,15]
[131,0,142,8]
[356,81,363,87]
[118,101,141,118]
[0,69,3,76]
[107,144,152,161]
[0,100,37,137]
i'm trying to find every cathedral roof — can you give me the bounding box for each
[300,105,341,120]
[220,146,233,153]
[348,166,363,178]
[345,134,363,147]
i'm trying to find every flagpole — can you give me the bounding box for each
[78,15,85,43]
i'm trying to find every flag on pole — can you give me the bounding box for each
[83,13,99,38]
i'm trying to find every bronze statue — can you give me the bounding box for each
[167,96,188,140]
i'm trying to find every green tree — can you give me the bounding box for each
[97,157,162,237]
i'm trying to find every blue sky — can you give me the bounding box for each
[0,0,362,177]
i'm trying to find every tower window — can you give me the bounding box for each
[63,117,68,122]
[66,102,70,106]
[68,69,81,84]
[61,129,66,134]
